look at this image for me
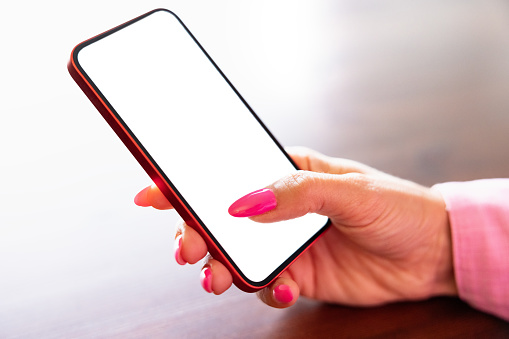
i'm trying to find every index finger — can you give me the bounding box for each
[286,146,378,175]
[134,184,173,210]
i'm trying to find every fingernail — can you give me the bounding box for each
[228,188,277,217]
[134,186,150,207]
[273,285,293,303]
[200,267,213,293]
[174,235,186,265]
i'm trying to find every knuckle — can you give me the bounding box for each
[278,171,325,213]
[282,171,316,194]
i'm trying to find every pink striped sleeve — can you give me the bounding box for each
[433,179,509,321]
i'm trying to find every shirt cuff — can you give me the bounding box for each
[433,179,509,321]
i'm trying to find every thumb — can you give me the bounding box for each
[228,171,381,225]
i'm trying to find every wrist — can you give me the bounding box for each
[428,188,458,297]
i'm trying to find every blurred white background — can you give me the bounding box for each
[0,1,336,336]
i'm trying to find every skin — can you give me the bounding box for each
[134,147,458,308]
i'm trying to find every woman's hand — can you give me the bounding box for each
[134,147,457,308]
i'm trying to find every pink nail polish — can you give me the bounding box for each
[273,285,293,303]
[174,235,186,266]
[200,267,213,293]
[134,186,150,207]
[228,188,277,217]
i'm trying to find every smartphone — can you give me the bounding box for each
[68,9,330,292]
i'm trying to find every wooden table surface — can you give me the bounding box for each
[1,0,509,337]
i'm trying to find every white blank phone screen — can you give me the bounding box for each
[77,10,328,283]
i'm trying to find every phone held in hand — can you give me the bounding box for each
[68,9,330,292]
